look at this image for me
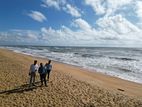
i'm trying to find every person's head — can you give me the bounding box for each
[45,63,48,66]
[40,63,43,67]
[48,60,51,64]
[34,60,37,65]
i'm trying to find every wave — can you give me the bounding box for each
[109,57,138,61]
[81,54,94,58]
[2,46,142,83]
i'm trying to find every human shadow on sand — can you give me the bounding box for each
[0,81,41,95]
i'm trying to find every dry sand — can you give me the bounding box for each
[0,49,142,107]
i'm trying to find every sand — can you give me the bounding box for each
[0,49,142,107]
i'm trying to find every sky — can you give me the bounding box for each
[0,0,142,47]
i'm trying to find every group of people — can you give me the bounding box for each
[29,60,52,87]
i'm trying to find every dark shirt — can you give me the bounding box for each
[38,66,45,74]
[46,64,52,71]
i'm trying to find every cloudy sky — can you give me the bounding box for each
[0,0,142,47]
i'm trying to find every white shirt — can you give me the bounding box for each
[30,64,39,73]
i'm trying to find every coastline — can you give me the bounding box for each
[53,59,142,97]
[2,46,142,84]
[0,48,142,106]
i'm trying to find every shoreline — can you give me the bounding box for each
[2,47,142,84]
[2,48,142,84]
[0,48,142,106]
[1,48,142,97]
[5,48,142,84]
[1,48,142,84]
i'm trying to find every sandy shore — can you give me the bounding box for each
[0,49,142,107]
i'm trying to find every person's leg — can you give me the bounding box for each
[29,74,33,87]
[43,74,47,86]
[40,74,43,86]
[32,73,36,86]
[29,72,34,86]
[47,71,50,80]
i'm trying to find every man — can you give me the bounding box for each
[38,63,47,86]
[45,60,52,81]
[29,60,38,87]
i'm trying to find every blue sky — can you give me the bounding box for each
[0,0,72,31]
[0,0,142,47]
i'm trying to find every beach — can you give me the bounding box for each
[0,48,142,107]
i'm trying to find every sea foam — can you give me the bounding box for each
[2,46,142,84]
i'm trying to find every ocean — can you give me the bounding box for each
[1,46,142,84]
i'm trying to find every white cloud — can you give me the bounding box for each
[42,0,82,17]
[2,0,142,47]
[0,30,40,45]
[42,0,66,10]
[84,0,106,15]
[97,15,140,34]
[39,16,142,47]
[64,4,81,17]
[74,18,92,31]
[106,0,132,16]
[40,26,96,46]
[84,0,132,16]
[136,1,142,21]
[41,27,75,45]
[1,17,142,46]
[27,11,47,22]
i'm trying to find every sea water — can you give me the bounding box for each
[1,46,142,84]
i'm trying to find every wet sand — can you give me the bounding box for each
[0,49,142,107]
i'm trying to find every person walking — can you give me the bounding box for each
[38,63,47,86]
[29,60,38,87]
[45,60,52,81]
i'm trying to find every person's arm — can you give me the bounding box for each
[49,65,52,71]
